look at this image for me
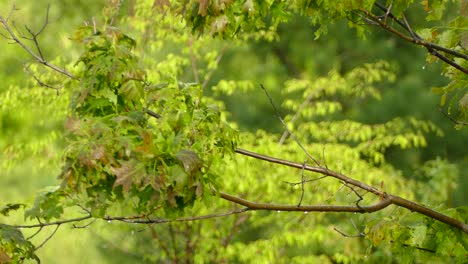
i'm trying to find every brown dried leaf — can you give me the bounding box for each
[110,161,144,192]
[176,149,202,174]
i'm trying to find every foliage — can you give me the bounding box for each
[0,0,466,263]
[60,24,236,217]
[0,224,38,263]
[183,0,468,126]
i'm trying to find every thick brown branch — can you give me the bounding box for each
[389,195,468,233]
[235,148,383,196]
[234,148,468,234]
[219,191,392,213]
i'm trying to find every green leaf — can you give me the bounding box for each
[441,93,447,106]
[119,80,144,102]
[410,225,427,246]
[110,160,145,192]
[0,224,39,263]
[94,88,117,105]
[0,203,25,216]
[24,186,64,221]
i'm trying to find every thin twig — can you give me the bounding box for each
[5,4,18,22]
[333,227,363,237]
[279,92,317,144]
[24,64,63,93]
[201,44,227,89]
[26,226,43,240]
[383,1,392,23]
[183,222,194,262]
[72,219,96,228]
[342,182,364,208]
[73,203,91,215]
[297,161,306,207]
[14,207,250,229]
[14,215,92,228]
[283,175,327,185]
[322,183,346,203]
[23,4,50,60]
[34,224,60,251]
[401,14,417,40]
[260,84,322,166]
[0,8,76,79]
[114,208,250,224]
[438,107,468,126]
[322,146,329,169]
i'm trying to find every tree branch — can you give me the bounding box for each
[219,191,392,213]
[201,44,227,89]
[34,224,60,251]
[13,215,92,229]
[234,148,468,234]
[13,208,250,229]
[438,107,468,126]
[24,64,63,93]
[0,7,76,79]
[235,148,383,195]
[279,92,318,144]
[359,6,468,74]
[374,2,468,61]
[261,84,322,166]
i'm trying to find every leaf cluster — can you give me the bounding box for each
[59,25,237,217]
